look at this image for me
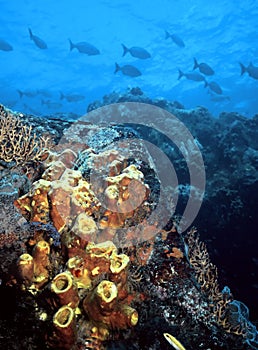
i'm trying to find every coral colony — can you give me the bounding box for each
[0,103,257,349]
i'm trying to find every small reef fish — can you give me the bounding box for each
[239,62,258,80]
[114,63,142,77]
[69,39,100,55]
[17,89,38,98]
[0,39,13,51]
[205,81,223,94]
[193,58,214,76]
[178,69,205,81]
[163,333,186,350]
[28,28,47,49]
[121,44,151,59]
[165,30,185,47]
[60,92,85,102]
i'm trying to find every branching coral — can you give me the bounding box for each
[0,112,49,165]
[186,228,258,347]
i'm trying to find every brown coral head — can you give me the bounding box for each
[83,280,118,323]
[51,271,79,308]
[67,256,92,289]
[86,241,117,259]
[110,253,129,274]
[71,213,98,246]
[17,253,34,285]
[57,149,77,168]
[97,280,118,305]
[51,305,76,349]
[32,240,50,286]
[112,305,138,329]
[32,240,50,261]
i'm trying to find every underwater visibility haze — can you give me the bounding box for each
[0,0,258,117]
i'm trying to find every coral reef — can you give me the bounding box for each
[0,102,258,349]
[11,145,150,348]
[87,89,258,321]
[0,106,49,166]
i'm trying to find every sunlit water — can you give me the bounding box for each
[0,0,258,117]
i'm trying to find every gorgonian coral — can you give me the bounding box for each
[0,108,49,165]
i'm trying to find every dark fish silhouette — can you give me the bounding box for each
[193,58,214,76]
[17,89,38,98]
[165,30,185,47]
[60,92,85,102]
[0,39,13,51]
[121,44,151,59]
[239,62,258,80]
[69,39,100,55]
[28,28,47,49]
[178,69,205,81]
[205,81,222,94]
[114,63,142,77]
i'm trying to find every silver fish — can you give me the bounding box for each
[239,62,258,80]
[69,39,100,55]
[114,63,142,77]
[165,31,185,47]
[0,39,13,51]
[121,44,151,59]
[60,92,85,102]
[193,58,214,75]
[178,69,205,81]
[28,28,47,49]
[205,81,223,94]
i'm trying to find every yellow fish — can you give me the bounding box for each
[163,333,186,350]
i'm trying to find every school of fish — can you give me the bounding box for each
[0,27,256,107]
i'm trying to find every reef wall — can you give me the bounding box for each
[0,96,257,349]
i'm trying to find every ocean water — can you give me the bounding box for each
[0,0,258,118]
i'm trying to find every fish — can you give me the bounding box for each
[28,28,47,49]
[205,81,223,94]
[17,89,38,98]
[193,58,214,75]
[239,62,258,80]
[114,63,142,77]
[163,333,186,350]
[60,92,85,102]
[69,39,100,55]
[0,39,13,51]
[165,31,185,47]
[178,69,205,81]
[121,44,151,59]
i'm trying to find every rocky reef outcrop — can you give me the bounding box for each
[0,97,257,349]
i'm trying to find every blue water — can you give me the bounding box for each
[0,0,258,118]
